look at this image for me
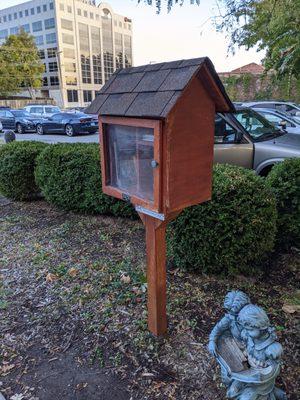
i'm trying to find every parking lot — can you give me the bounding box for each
[12,131,99,144]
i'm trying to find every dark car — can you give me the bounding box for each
[0,109,16,130]
[36,113,98,136]
[10,109,42,134]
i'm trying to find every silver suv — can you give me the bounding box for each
[214,107,300,176]
[24,105,61,118]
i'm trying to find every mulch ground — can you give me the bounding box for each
[0,199,299,400]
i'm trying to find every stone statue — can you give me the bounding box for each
[209,292,287,400]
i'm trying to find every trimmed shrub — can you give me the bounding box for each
[0,141,48,200]
[266,158,300,248]
[167,164,277,275]
[35,143,136,218]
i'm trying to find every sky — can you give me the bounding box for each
[1,0,265,72]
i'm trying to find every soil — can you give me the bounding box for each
[0,199,299,400]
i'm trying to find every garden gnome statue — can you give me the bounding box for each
[209,291,287,400]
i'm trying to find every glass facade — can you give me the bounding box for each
[79,23,91,84]
[115,32,123,69]
[102,15,114,81]
[91,26,102,85]
[124,35,132,68]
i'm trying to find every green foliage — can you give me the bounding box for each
[0,30,44,97]
[218,0,300,79]
[137,0,200,13]
[168,164,277,275]
[266,159,300,248]
[35,143,136,218]
[0,141,48,200]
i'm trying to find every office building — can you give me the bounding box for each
[0,0,133,107]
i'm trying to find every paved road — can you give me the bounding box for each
[16,131,100,144]
[1,131,99,144]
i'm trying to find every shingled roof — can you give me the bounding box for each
[85,57,234,118]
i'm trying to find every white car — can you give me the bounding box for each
[23,105,61,118]
[241,101,300,117]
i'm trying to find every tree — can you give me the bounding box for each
[0,30,44,98]
[216,0,300,79]
[137,0,200,13]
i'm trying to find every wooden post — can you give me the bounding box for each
[139,212,181,336]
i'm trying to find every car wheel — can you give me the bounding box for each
[36,124,44,135]
[65,124,74,137]
[16,123,24,134]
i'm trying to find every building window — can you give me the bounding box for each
[49,61,58,72]
[119,21,122,27]
[37,6,41,13]
[25,9,29,16]
[14,12,17,19]
[43,4,47,12]
[45,18,55,30]
[79,23,91,84]
[62,33,74,44]
[95,90,101,97]
[3,16,7,23]
[124,35,132,68]
[50,76,59,86]
[102,16,114,81]
[10,27,19,35]
[46,33,56,44]
[90,12,94,19]
[43,63,47,72]
[96,14,99,20]
[67,90,78,102]
[65,62,76,72]
[19,11,23,18]
[42,77,48,86]
[32,21,43,32]
[77,9,81,15]
[31,8,35,15]
[49,3,54,10]
[83,90,92,103]
[21,24,30,33]
[8,14,12,21]
[59,3,64,11]
[84,10,87,17]
[61,19,73,31]
[63,48,75,59]
[47,47,57,58]
[91,26,102,84]
[35,35,44,45]
[66,77,77,85]
[115,32,123,69]
[67,6,72,13]
[0,30,8,40]
[38,49,45,59]
[114,20,117,26]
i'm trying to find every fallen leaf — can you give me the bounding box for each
[120,274,131,284]
[46,273,57,282]
[282,304,300,314]
[68,267,78,277]
[0,363,15,374]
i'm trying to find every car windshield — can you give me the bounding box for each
[12,110,32,117]
[234,108,284,141]
[45,107,60,113]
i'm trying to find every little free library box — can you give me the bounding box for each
[86,57,234,335]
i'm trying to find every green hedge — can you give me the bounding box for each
[167,164,277,275]
[35,143,136,218]
[266,158,300,248]
[0,141,48,200]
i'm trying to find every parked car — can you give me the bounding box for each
[0,120,3,133]
[241,101,300,117]
[214,107,300,176]
[253,108,300,135]
[23,104,61,118]
[35,112,99,136]
[9,109,43,134]
[0,109,16,130]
